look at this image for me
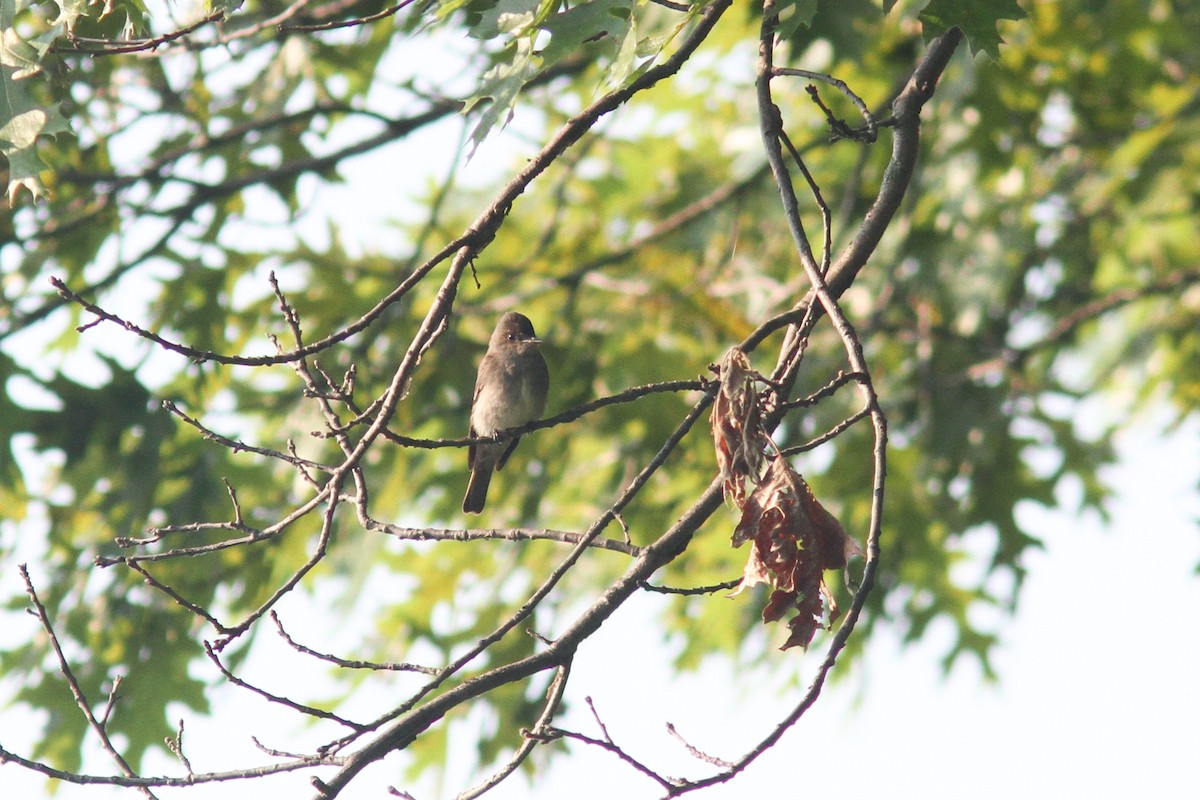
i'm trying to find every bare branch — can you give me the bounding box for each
[770,68,878,142]
[0,741,342,788]
[454,663,572,800]
[781,405,872,455]
[203,641,366,730]
[372,379,706,450]
[55,11,227,55]
[270,612,439,675]
[535,726,677,791]
[282,0,421,32]
[128,561,230,632]
[163,400,333,473]
[165,719,195,775]
[665,723,734,768]
[370,523,643,557]
[638,578,740,595]
[212,482,342,650]
[18,565,161,799]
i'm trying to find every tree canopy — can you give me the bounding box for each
[1,0,1197,797]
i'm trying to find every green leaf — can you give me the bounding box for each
[205,0,244,15]
[467,0,543,39]
[465,40,540,152]
[48,0,90,30]
[539,0,632,66]
[919,0,1026,58]
[773,0,818,40]
[1,0,71,203]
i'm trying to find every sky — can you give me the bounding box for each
[3,14,1199,800]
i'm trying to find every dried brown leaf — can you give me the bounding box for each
[729,457,860,651]
[795,468,862,571]
[710,347,769,507]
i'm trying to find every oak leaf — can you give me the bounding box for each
[730,458,860,650]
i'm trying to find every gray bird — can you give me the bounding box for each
[463,312,550,514]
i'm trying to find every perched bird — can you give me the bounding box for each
[463,312,550,514]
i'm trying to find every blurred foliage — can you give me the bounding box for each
[1,0,1198,791]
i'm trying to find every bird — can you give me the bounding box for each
[463,311,550,514]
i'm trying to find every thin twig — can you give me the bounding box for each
[778,370,866,410]
[454,663,572,800]
[665,723,734,768]
[98,525,270,565]
[270,612,439,675]
[366,379,706,449]
[163,400,333,472]
[165,719,195,775]
[282,0,420,33]
[252,738,318,759]
[99,676,122,727]
[56,11,226,54]
[780,405,871,455]
[203,641,365,730]
[0,741,342,788]
[536,727,676,790]
[370,524,643,557]
[128,561,230,632]
[638,578,740,595]
[216,0,317,43]
[771,68,877,142]
[585,696,614,744]
[18,565,161,800]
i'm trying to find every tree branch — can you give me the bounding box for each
[270,612,439,674]
[454,663,572,800]
[56,11,227,55]
[371,524,644,557]
[18,565,160,800]
[744,25,964,360]
[202,641,366,730]
[642,13,965,800]
[0,742,342,788]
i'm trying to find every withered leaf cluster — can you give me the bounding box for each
[711,347,769,506]
[711,348,860,650]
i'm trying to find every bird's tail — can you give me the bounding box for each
[463,465,492,514]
